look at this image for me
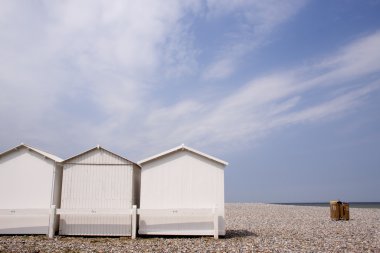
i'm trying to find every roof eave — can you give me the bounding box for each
[0,144,63,163]
[63,145,140,167]
[138,144,228,166]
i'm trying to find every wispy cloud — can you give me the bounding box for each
[203,0,308,80]
[139,31,380,154]
[0,0,199,153]
[0,1,379,159]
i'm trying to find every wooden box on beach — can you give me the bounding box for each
[340,203,350,220]
[330,200,341,221]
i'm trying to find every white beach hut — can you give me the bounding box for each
[59,146,140,236]
[0,144,63,234]
[138,144,228,236]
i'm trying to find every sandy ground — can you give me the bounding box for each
[0,203,379,252]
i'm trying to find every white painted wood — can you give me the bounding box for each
[48,205,56,238]
[0,215,50,234]
[0,209,50,215]
[0,145,62,235]
[138,144,228,166]
[59,147,140,236]
[138,146,227,236]
[138,230,216,235]
[131,205,137,239]
[213,206,218,239]
[137,208,214,216]
[57,209,132,215]
[60,214,131,236]
[64,147,132,165]
[0,149,55,209]
[137,208,218,237]
[61,164,131,209]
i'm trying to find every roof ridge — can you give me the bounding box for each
[0,144,63,162]
[63,145,139,166]
[138,144,228,166]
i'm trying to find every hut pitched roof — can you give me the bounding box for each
[0,143,63,162]
[138,144,228,166]
[63,145,139,166]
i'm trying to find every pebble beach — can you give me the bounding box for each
[0,203,379,252]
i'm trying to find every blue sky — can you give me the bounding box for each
[1,0,379,202]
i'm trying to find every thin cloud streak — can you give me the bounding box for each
[0,1,379,160]
[141,31,380,154]
[203,0,308,80]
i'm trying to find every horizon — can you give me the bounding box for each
[1,0,380,203]
[226,201,380,204]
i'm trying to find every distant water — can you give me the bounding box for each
[274,202,380,209]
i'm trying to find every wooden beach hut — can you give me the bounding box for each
[138,144,228,236]
[59,146,140,236]
[0,144,63,234]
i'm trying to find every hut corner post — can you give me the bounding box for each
[213,205,219,239]
[48,205,57,238]
[131,205,137,239]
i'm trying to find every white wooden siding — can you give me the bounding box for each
[61,164,131,209]
[0,148,59,234]
[59,148,135,236]
[52,165,63,208]
[59,215,131,236]
[0,149,55,209]
[66,149,128,165]
[139,149,225,235]
[0,215,50,234]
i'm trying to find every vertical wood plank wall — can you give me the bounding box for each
[59,149,133,236]
[139,150,225,235]
[0,149,56,234]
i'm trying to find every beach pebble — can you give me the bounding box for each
[0,204,379,252]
